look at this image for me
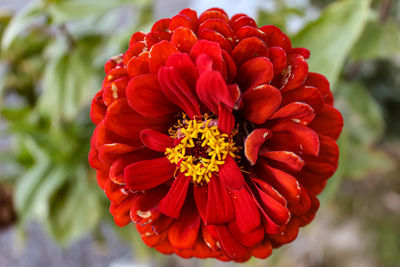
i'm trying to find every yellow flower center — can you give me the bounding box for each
[165,116,238,185]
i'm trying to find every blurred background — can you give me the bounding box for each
[0,0,399,266]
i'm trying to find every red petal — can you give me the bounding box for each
[158,66,201,119]
[280,55,309,92]
[199,10,230,24]
[151,18,171,32]
[222,49,237,83]
[104,179,129,203]
[282,85,324,113]
[256,161,301,204]
[308,104,343,140]
[165,53,198,90]
[102,77,129,106]
[198,19,235,44]
[254,181,290,225]
[231,187,261,233]
[104,99,172,140]
[109,149,160,184]
[289,185,312,216]
[270,217,300,246]
[179,8,198,28]
[269,46,287,74]
[90,90,107,124]
[196,70,234,114]
[126,51,150,77]
[144,31,171,48]
[269,122,320,156]
[98,143,142,167]
[214,225,248,260]
[228,222,264,248]
[124,157,175,190]
[237,57,274,92]
[259,25,291,51]
[110,198,135,227]
[235,26,267,42]
[171,27,198,53]
[168,203,201,249]
[219,155,244,190]
[217,103,235,134]
[206,175,234,224]
[305,72,333,105]
[198,28,232,53]
[129,31,145,46]
[313,135,339,169]
[169,14,195,31]
[140,129,173,152]
[202,224,219,251]
[231,15,257,32]
[96,170,108,189]
[193,185,208,222]
[270,102,316,125]
[148,40,179,73]
[290,47,310,59]
[241,84,282,124]
[159,173,191,218]
[123,41,146,66]
[126,73,178,117]
[244,128,272,165]
[190,39,224,73]
[252,178,286,206]
[259,150,305,173]
[232,37,268,66]
[252,240,272,259]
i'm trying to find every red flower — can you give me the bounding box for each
[89,7,343,262]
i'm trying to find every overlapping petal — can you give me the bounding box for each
[89,7,343,262]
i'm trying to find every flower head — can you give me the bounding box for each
[89,7,343,262]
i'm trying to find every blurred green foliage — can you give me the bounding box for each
[0,0,399,266]
[0,0,153,246]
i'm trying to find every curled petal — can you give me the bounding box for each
[232,37,268,66]
[308,104,343,140]
[280,55,309,92]
[171,27,198,53]
[259,150,305,173]
[149,40,179,73]
[244,128,272,166]
[241,84,282,124]
[237,57,274,92]
[270,102,316,125]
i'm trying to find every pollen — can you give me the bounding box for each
[165,115,238,185]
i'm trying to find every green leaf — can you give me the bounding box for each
[292,0,371,88]
[40,45,97,121]
[335,81,384,144]
[1,1,43,50]
[47,0,150,24]
[47,166,102,246]
[14,139,51,222]
[350,19,400,61]
[30,166,69,219]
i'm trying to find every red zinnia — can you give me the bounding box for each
[89,8,343,262]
